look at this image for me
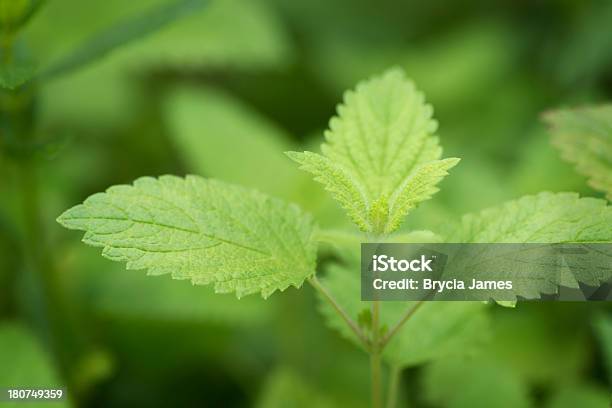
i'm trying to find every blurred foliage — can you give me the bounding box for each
[1,0,612,407]
[0,323,69,408]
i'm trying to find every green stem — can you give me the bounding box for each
[18,160,65,359]
[370,300,382,408]
[16,145,83,403]
[379,301,424,349]
[385,365,401,408]
[308,275,370,349]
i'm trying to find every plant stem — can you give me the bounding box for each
[370,300,382,408]
[308,275,370,349]
[18,160,65,359]
[385,365,401,408]
[379,301,424,349]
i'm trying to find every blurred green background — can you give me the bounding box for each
[1,0,611,407]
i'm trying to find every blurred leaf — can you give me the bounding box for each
[0,0,45,33]
[557,1,612,85]
[423,356,532,408]
[593,313,612,386]
[383,301,489,368]
[289,69,459,234]
[318,256,489,367]
[57,176,317,298]
[256,368,335,408]
[63,244,274,325]
[117,0,292,70]
[484,305,591,385]
[164,86,300,197]
[0,323,70,408]
[544,105,612,200]
[431,156,511,217]
[546,384,610,408]
[312,23,516,113]
[27,0,292,124]
[39,0,209,81]
[0,58,36,90]
[510,128,589,197]
[447,192,612,243]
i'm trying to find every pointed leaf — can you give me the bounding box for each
[57,175,317,299]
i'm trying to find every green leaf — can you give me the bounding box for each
[164,86,301,198]
[544,105,612,200]
[318,255,489,367]
[57,175,317,299]
[423,356,532,408]
[39,0,209,81]
[256,369,335,408]
[443,192,612,302]
[0,324,70,408]
[447,192,612,243]
[288,68,459,234]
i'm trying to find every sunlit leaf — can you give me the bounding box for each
[447,192,612,243]
[57,175,317,298]
[443,193,612,303]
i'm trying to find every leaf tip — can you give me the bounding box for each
[444,157,461,170]
[56,205,82,229]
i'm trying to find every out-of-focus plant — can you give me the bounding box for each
[544,104,612,201]
[0,0,244,402]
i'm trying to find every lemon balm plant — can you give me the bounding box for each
[57,69,612,407]
[56,69,457,406]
